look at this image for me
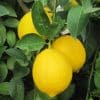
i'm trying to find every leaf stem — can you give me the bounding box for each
[47,41,51,48]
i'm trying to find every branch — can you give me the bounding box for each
[85,50,98,100]
[17,0,30,13]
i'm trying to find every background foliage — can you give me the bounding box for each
[0,0,100,100]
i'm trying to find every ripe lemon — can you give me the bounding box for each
[52,35,86,72]
[18,6,53,39]
[32,48,72,97]
[70,0,79,7]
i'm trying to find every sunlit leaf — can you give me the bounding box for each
[0,5,9,16]
[67,6,89,37]
[16,34,46,52]
[32,1,50,36]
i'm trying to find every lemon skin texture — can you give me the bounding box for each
[32,48,72,97]
[52,35,86,72]
[18,7,53,39]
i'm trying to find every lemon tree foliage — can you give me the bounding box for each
[0,24,6,46]
[4,18,19,28]
[0,0,100,100]
[32,1,65,41]
[16,34,46,52]
[0,3,17,17]
[67,0,100,37]
[7,31,16,47]
[0,5,9,16]
[32,1,50,36]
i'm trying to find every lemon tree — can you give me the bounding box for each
[0,0,100,100]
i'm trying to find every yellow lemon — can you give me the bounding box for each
[70,0,79,7]
[52,35,86,72]
[18,6,53,39]
[32,48,72,97]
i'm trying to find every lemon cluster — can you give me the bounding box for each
[17,3,86,98]
[32,35,86,97]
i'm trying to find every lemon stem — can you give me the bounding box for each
[48,42,51,48]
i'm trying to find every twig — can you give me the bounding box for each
[17,0,30,13]
[85,50,98,100]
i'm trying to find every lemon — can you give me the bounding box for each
[70,0,79,7]
[18,6,53,39]
[52,35,86,72]
[32,48,72,97]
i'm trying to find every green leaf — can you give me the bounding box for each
[85,34,97,60]
[6,48,29,67]
[82,0,100,14]
[9,79,24,100]
[67,6,89,37]
[4,18,19,28]
[23,0,33,3]
[0,62,8,82]
[34,89,57,100]
[58,84,75,100]
[32,1,50,36]
[0,5,9,16]
[16,34,46,52]
[40,0,49,6]
[88,97,93,100]
[13,66,30,79]
[85,8,100,14]
[95,55,100,71]
[0,46,7,58]
[48,17,65,41]
[82,0,92,8]
[0,82,10,95]
[91,89,100,97]
[25,90,34,100]
[16,59,29,67]
[3,4,17,17]
[0,24,6,46]
[94,72,100,89]
[7,31,16,47]
[5,48,27,61]
[7,57,16,70]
